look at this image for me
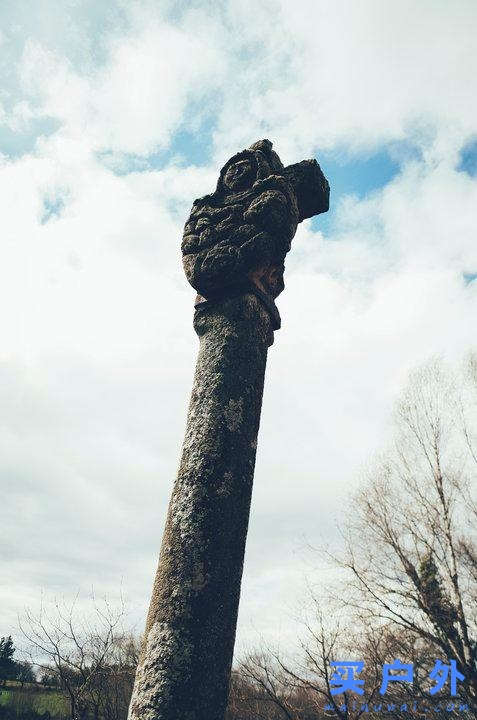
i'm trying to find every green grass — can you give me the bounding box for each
[0,687,69,717]
[30,692,68,715]
[0,690,12,705]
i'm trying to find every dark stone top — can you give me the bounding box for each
[181,139,329,303]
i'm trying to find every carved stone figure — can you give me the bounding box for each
[182,139,329,307]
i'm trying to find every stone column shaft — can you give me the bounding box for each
[128,293,273,720]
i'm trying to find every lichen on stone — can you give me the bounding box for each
[223,397,244,432]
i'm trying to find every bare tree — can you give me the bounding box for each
[19,595,136,720]
[230,357,476,719]
[90,632,139,720]
[331,358,476,708]
[235,611,383,720]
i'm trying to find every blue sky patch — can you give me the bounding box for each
[0,117,60,159]
[41,195,66,225]
[310,143,421,236]
[0,0,126,74]
[463,272,477,286]
[98,116,216,175]
[458,139,477,177]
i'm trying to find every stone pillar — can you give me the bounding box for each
[129,139,329,720]
[129,293,273,720]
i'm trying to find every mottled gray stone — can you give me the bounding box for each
[129,140,329,720]
[182,139,329,302]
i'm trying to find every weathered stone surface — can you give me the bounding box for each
[129,295,273,720]
[129,140,329,720]
[182,139,329,302]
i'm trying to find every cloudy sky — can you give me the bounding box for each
[2,0,477,656]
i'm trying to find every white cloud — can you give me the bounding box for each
[1,0,477,655]
[11,1,477,161]
[18,8,226,156]
[210,0,477,162]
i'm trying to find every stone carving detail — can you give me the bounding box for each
[181,139,329,301]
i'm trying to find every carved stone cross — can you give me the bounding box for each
[128,139,329,720]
